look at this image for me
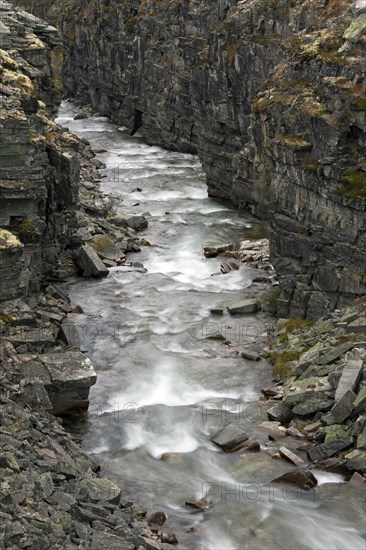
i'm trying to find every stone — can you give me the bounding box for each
[335,358,363,401]
[356,424,366,450]
[331,389,356,423]
[267,402,293,423]
[304,421,322,433]
[271,469,317,490]
[185,498,211,511]
[210,424,249,452]
[268,428,287,441]
[38,352,97,414]
[240,440,261,452]
[77,478,122,505]
[227,299,260,314]
[278,447,307,468]
[353,386,366,415]
[147,512,167,526]
[126,216,148,231]
[210,308,223,315]
[348,472,366,487]
[292,397,334,417]
[240,349,260,361]
[286,427,305,439]
[58,320,81,349]
[0,452,20,472]
[74,244,109,278]
[318,343,355,366]
[345,449,366,472]
[160,529,178,544]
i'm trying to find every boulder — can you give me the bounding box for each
[39,352,97,415]
[240,349,261,361]
[272,469,317,490]
[335,358,363,401]
[345,449,366,472]
[267,402,293,423]
[353,386,366,415]
[74,244,109,278]
[227,299,260,314]
[331,389,356,423]
[210,424,249,452]
[76,478,122,505]
[292,397,334,417]
[356,424,366,450]
[126,216,148,231]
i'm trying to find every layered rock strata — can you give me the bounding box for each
[26,0,366,318]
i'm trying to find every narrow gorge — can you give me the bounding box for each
[54,0,365,318]
[1,0,366,549]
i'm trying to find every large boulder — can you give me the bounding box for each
[73,244,109,278]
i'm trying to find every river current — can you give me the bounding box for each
[56,102,365,550]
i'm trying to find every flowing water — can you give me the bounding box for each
[56,102,366,550]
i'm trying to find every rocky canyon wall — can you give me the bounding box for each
[18,0,366,318]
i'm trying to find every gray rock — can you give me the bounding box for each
[240,349,261,361]
[331,389,356,423]
[292,397,334,417]
[74,244,109,278]
[356,424,366,450]
[126,216,148,231]
[210,424,249,452]
[278,447,307,468]
[353,386,366,415]
[272,469,317,490]
[227,299,260,314]
[77,478,122,505]
[335,358,363,401]
[267,402,293,423]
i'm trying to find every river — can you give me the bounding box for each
[56,101,365,550]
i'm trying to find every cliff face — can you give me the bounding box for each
[19,0,366,318]
[0,0,83,301]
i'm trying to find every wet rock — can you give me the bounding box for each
[210,424,249,452]
[126,216,148,231]
[268,427,287,441]
[74,112,87,120]
[240,349,260,361]
[308,428,353,462]
[160,529,178,544]
[227,299,260,315]
[286,427,305,439]
[278,447,306,468]
[271,469,317,490]
[74,244,109,278]
[185,498,211,511]
[210,308,224,315]
[267,402,293,423]
[240,440,261,452]
[348,472,366,487]
[147,512,167,527]
[160,452,183,464]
